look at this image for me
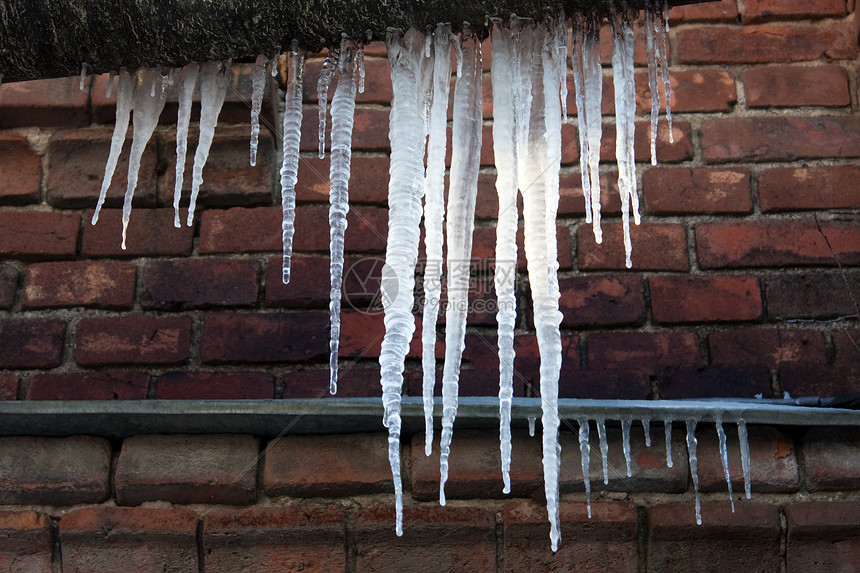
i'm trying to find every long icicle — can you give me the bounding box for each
[173,62,199,228]
[686,419,702,525]
[439,25,482,506]
[737,418,752,499]
[317,49,339,158]
[249,54,267,166]
[328,36,359,395]
[281,43,305,285]
[578,418,592,518]
[715,413,735,512]
[92,69,134,224]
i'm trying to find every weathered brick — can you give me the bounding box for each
[696,425,799,494]
[766,271,860,321]
[61,506,198,573]
[141,258,259,309]
[0,134,40,205]
[642,168,751,215]
[698,219,860,268]
[23,261,135,309]
[677,23,858,64]
[266,255,384,310]
[264,433,392,497]
[709,328,825,369]
[780,363,860,398]
[759,166,860,212]
[670,0,739,22]
[0,374,17,400]
[355,505,495,572]
[201,312,328,364]
[0,265,18,309]
[601,121,693,164]
[577,223,688,271]
[303,55,392,104]
[0,436,110,505]
[292,204,388,253]
[558,170,622,216]
[786,502,860,572]
[301,107,389,152]
[649,502,780,572]
[0,319,65,368]
[199,206,282,253]
[203,506,345,573]
[650,275,762,324]
[702,117,860,162]
[74,316,191,366]
[833,330,860,363]
[745,65,850,108]
[296,156,390,204]
[282,367,383,398]
[116,434,259,505]
[741,0,846,23]
[558,369,652,400]
[635,69,737,114]
[46,128,158,208]
[504,501,638,572]
[27,371,149,400]
[587,331,703,374]
[558,275,645,328]
[0,511,53,572]
[156,371,273,399]
[82,208,193,258]
[0,211,79,261]
[656,365,773,399]
[338,311,424,360]
[0,76,89,128]
[802,427,860,491]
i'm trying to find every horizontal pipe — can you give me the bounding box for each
[0,397,856,439]
[0,0,713,83]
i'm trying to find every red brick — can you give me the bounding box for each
[656,364,773,399]
[199,206,282,253]
[558,170,623,216]
[577,223,688,271]
[338,311,424,360]
[650,275,762,324]
[0,76,89,127]
[0,436,110,505]
[745,65,850,108]
[0,374,17,400]
[780,363,860,401]
[702,117,860,162]
[833,330,860,363]
[116,434,259,505]
[156,371,273,399]
[802,427,860,491]
[74,316,191,366]
[61,506,198,573]
[301,107,389,152]
[741,0,846,23]
[0,211,79,261]
[27,371,149,400]
[504,501,638,572]
[0,511,53,572]
[697,425,799,493]
[696,219,860,268]
[669,0,739,23]
[264,433,391,497]
[0,134,40,205]
[558,369,652,400]
[766,271,860,320]
[304,56,392,104]
[709,328,825,369]
[649,503,780,572]
[634,70,737,114]
[201,312,328,364]
[46,128,158,208]
[643,168,751,215]
[23,261,135,309]
[267,255,331,307]
[203,506,345,573]
[161,125,273,208]
[587,331,703,373]
[141,258,259,309]
[283,367,383,398]
[470,223,572,272]
[759,166,860,212]
[786,502,860,572]
[296,155,390,204]
[82,208,193,258]
[0,265,18,309]
[0,319,65,368]
[558,275,645,328]
[601,121,693,164]
[677,23,858,64]
[293,204,388,253]
[355,505,495,572]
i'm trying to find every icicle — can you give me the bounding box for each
[439,24,482,507]
[664,418,674,468]
[249,54,268,167]
[105,70,116,97]
[686,419,702,525]
[79,63,87,91]
[646,0,674,163]
[357,45,366,93]
[92,69,135,225]
[121,68,168,249]
[528,416,537,437]
[556,14,569,122]
[422,23,452,458]
[621,417,633,477]
[167,67,175,86]
[597,416,609,484]
[281,43,305,285]
[317,49,339,158]
[151,65,161,97]
[187,61,229,227]
[658,6,674,143]
[380,27,433,537]
[578,418,592,518]
[173,63,199,228]
[541,20,562,298]
[643,417,652,447]
[271,51,280,77]
[715,414,735,512]
[424,33,432,58]
[737,418,752,499]
[328,36,359,395]
[490,19,518,493]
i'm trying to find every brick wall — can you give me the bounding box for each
[0,0,859,570]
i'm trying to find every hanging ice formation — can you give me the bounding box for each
[249,54,268,167]
[280,42,305,285]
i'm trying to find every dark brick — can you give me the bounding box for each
[292,204,388,253]
[642,168,751,215]
[802,427,860,491]
[558,276,645,328]
[657,365,773,399]
[27,371,149,400]
[82,208,193,258]
[201,312,329,364]
[296,156,390,204]
[786,502,860,572]
[587,331,703,374]
[0,211,79,261]
[0,76,89,128]
[283,367,383,398]
[577,223,688,271]
[304,55,392,104]
[741,0,846,23]
[0,265,18,309]
[156,371,274,399]
[745,65,850,108]
[141,258,260,309]
[833,330,860,363]
[23,261,135,310]
[0,374,17,400]
[116,434,259,505]
[765,271,860,320]
[74,316,191,366]
[650,276,763,324]
[780,363,860,398]
[709,328,826,369]
[0,319,65,369]
[759,166,860,212]
[198,206,282,254]
[0,134,40,205]
[0,511,53,572]
[301,107,390,152]
[559,370,652,400]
